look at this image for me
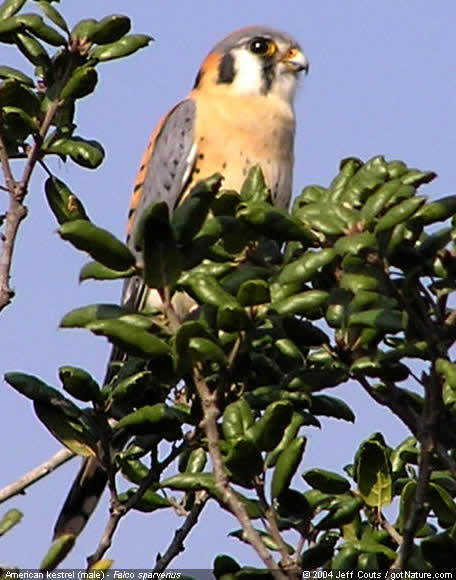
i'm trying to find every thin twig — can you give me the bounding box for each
[255,480,295,569]
[392,439,432,569]
[380,511,403,546]
[154,491,208,572]
[192,366,286,579]
[87,441,187,567]
[0,448,75,504]
[392,367,439,570]
[0,100,61,312]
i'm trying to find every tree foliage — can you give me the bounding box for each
[2,0,456,575]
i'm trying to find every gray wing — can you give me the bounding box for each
[122,98,197,312]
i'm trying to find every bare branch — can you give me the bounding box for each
[392,438,432,570]
[154,491,208,572]
[192,367,287,580]
[0,448,75,504]
[380,511,403,546]
[392,367,439,570]
[87,441,187,567]
[0,100,61,313]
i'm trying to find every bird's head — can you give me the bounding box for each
[193,26,309,104]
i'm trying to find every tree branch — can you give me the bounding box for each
[0,100,61,313]
[154,491,208,572]
[0,448,75,504]
[392,367,439,570]
[87,441,187,567]
[192,366,287,579]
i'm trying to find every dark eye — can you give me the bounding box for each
[249,37,275,56]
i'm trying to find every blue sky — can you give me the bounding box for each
[1,0,455,569]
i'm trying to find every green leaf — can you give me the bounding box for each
[375,196,426,233]
[245,400,293,452]
[356,438,392,508]
[328,157,363,202]
[110,370,158,408]
[90,34,153,62]
[60,65,97,100]
[184,448,207,474]
[171,174,222,244]
[79,260,135,282]
[58,365,100,402]
[270,289,328,317]
[45,136,104,168]
[0,65,33,85]
[135,201,182,289]
[36,1,68,33]
[396,480,422,533]
[45,177,89,225]
[303,468,351,494]
[224,439,263,487]
[413,195,456,225]
[310,395,355,422]
[240,165,269,203]
[0,0,26,20]
[334,232,377,256]
[348,308,403,332]
[237,200,317,243]
[271,436,306,499]
[87,319,170,359]
[34,400,97,457]
[15,31,50,67]
[117,487,170,512]
[300,531,339,569]
[421,531,456,570]
[236,279,270,306]
[160,472,218,496]
[222,399,254,441]
[317,496,363,530]
[428,482,456,527]
[116,403,181,440]
[40,534,75,572]
[188,336,227,366]
[58,219,135,271]
[213,555,241,578]
[14,12,66,45]
[265,412,305,468]
[276,488,312,522]
[279,248,337,285]
[1,105,39,134]
[60,303,127,328]
[70,18,98,42]
[0,508,22,536]
[184,273,240,309]
[4,372,81,416]
[91,14,131,45]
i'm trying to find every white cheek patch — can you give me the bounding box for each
[230,48,265,96]
[229,48,299,104]
[275,63,299,103]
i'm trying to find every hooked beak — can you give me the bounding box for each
[281,47,310,74]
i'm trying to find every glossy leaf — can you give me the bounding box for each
[90,34,152,61]
[0,509,22,536]
[59,219,135,271]
[45,176,89,225]
[40,534,75,572]
[356,439,392,508]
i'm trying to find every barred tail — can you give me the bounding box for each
[53,456,107,539]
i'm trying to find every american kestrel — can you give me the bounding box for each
[54,26,309,539]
